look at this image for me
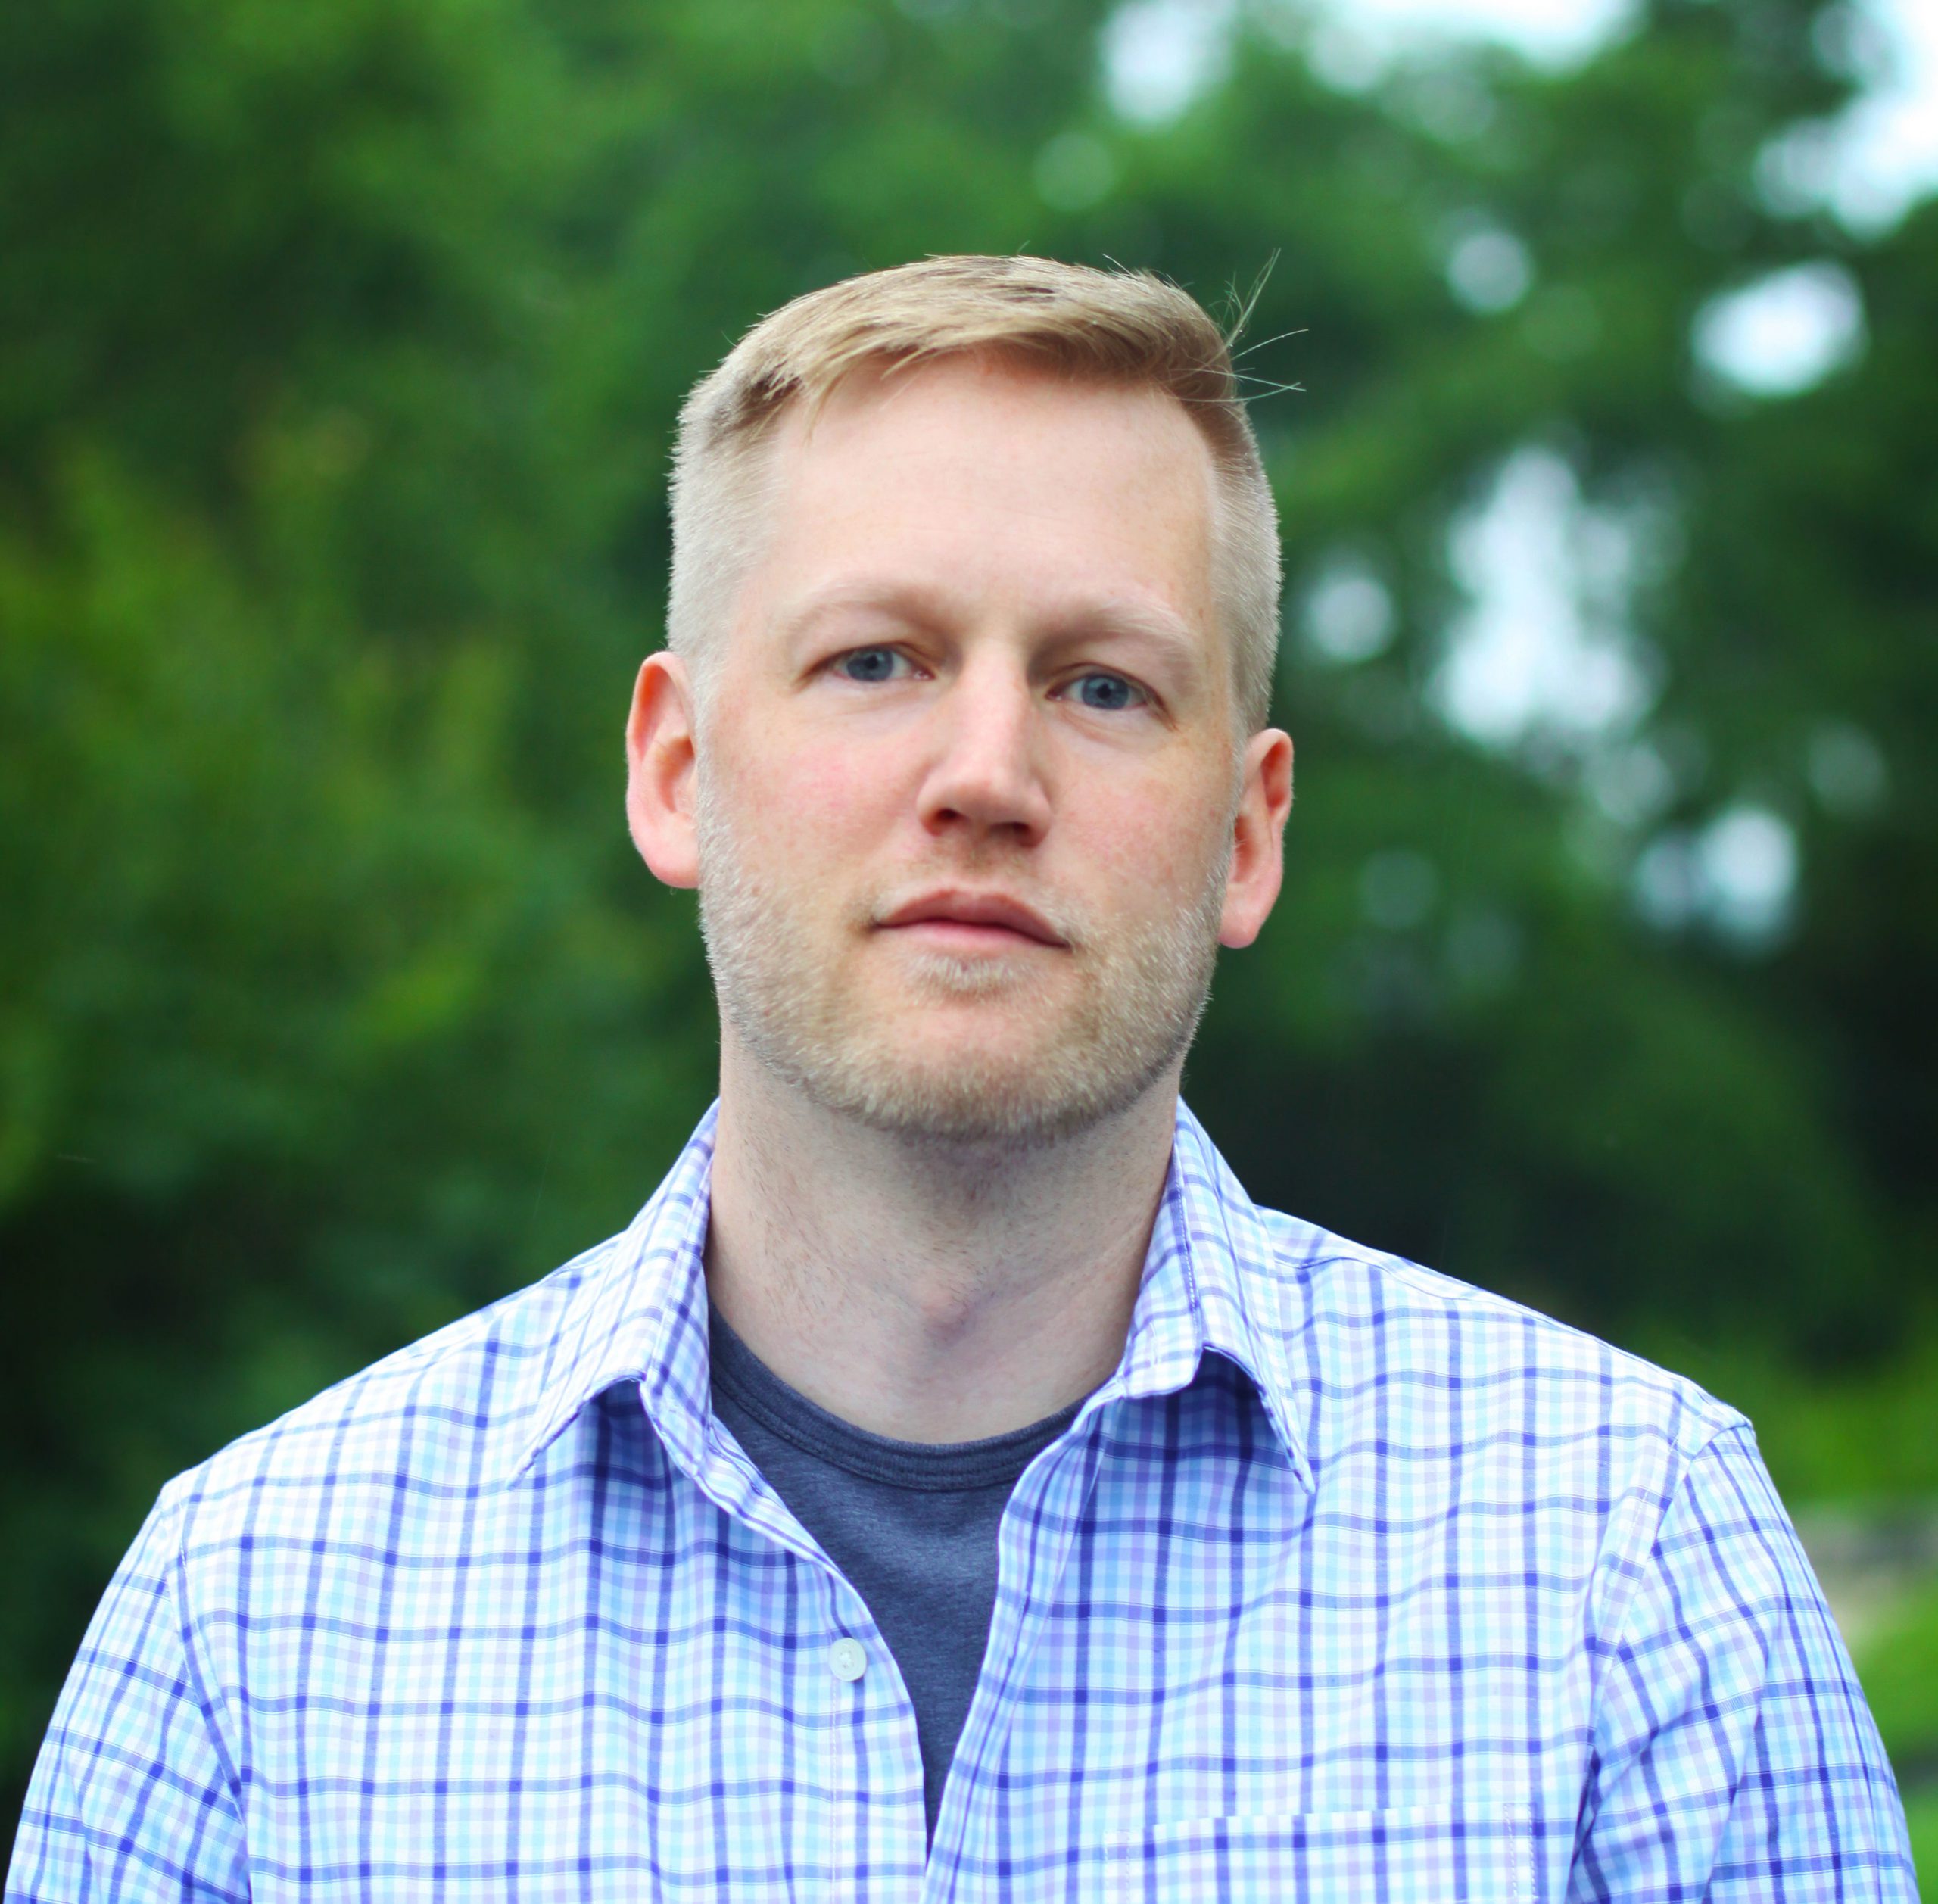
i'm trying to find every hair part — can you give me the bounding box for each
[666,254,1282,732]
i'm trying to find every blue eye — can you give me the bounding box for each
[1071,672,1142,711]
[836,647,905,683]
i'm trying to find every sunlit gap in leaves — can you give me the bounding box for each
[1101,0,1236,125]
[1425,450,1826,958]
[1432,447,1660,756]
[1095,0,1628,128]
[1692,262,1868,401]
[1298,0,1637,86]
[1756,0,1938,234]
[1634,809,1801,952]
[1094,0,1938,244]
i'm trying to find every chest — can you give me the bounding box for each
[226,1406,1592,1902]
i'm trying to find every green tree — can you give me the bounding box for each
[3,0,1931,1839]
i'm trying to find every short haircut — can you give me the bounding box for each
[667,254,1282,732]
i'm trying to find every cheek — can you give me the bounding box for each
[718,728,905,868]
[1081,771,1231,902]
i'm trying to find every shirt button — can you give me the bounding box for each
[827,1638,867,1683]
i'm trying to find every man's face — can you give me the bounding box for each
[667,355,1281,1145]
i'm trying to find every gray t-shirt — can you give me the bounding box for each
[708,1307,1084,1841]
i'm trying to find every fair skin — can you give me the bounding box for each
[627,355,1293,1441]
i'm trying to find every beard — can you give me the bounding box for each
[694,774,1230,1148]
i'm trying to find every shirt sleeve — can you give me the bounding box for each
[7,1482,248,1904]
[1570,1420,1918,1902]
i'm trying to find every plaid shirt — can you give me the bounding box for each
[11,1102,1915,1902]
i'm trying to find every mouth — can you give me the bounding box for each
[875,889,1070,952]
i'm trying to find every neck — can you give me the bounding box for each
[703,1028,1179,1441]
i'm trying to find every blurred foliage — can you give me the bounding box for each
[1857,1585,1938,1884]
[2,0,1933,1842]
[1861,1582,1938,1777]
[1908,1796,1938,1896]
[1656,1330,1938,1504]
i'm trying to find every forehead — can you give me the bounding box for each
[738,354,1221,638]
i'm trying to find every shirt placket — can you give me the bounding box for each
[921,1400,1116,1903]
[690,1423,931,1898]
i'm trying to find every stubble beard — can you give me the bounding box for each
[695,776,1230,1148]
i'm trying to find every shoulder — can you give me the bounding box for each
[162,1229,632,1563]
[1243,1204,1750,1522]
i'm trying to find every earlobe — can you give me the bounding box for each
[625,652,702,890]
[1218,728,1294,949]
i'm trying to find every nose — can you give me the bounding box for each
[916,651,1053,848]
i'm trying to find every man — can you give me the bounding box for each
[11,257,1915,1901]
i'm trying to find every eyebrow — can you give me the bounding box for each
[771,581,955,646]
[774,580,1206,668]
[1051,597,1201,665]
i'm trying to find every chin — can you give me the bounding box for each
[716,919,1211,1148]
[802,1027,1170,1150]
[887,949,1061,1005]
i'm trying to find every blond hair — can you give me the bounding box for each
[667,255,1281,731]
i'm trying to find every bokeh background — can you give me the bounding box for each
[4,0,1935,1871]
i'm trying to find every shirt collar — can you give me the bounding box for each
[495,1102,721,1488]
[497,1098,1312,1491]
[1108,1100,1314,1486]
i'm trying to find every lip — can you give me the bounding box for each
[876,890,1069,949]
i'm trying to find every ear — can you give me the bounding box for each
[625,651,700,890]
[1219,727,1294,949]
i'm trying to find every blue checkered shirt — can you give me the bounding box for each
[11,1102,1916,1900]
